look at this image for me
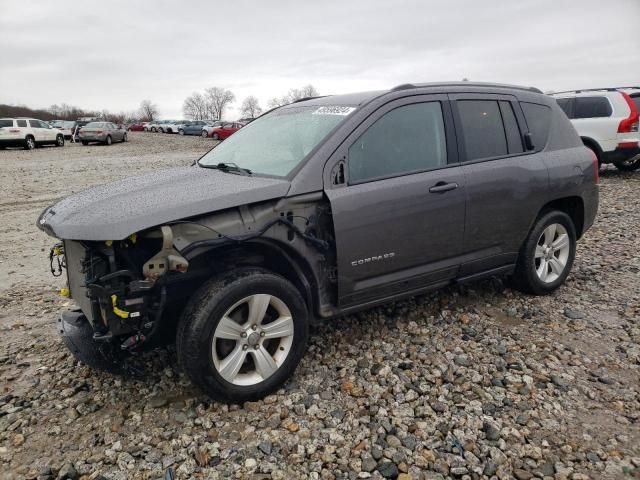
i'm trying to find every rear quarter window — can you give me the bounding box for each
[573,97,612,119]
[520,102,551,151]
[0,120,14,128]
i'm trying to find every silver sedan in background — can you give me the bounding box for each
[78,122,127,145]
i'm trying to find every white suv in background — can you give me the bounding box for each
[0,118,65,150]
[551,87,640,171]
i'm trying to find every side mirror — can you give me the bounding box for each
[524,132,535,151]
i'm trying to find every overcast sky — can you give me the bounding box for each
[1,0,639,120]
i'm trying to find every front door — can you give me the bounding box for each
[325,96,467,306]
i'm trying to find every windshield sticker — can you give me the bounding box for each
[313,106,356,116]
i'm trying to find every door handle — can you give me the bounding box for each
[429,182,458,193]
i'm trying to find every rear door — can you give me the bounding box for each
[450,94,550,274]
[325,95,467,306]
[28,119,47,141]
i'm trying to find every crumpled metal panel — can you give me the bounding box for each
[38,166,291,240]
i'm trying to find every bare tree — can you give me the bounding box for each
[204,87,235,120]
[183,92,208,120]
[240,96,262,119]
[139,99,159,121]
[267,84,319,108]
[49,104,61,118]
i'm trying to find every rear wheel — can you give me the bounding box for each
[105,135,112,146]
[614,156,640,171]
[151,127,157,133]
[212,133,219,140]
[24,136,35,150]
[55,134,64,147]
[177,268,309,403]
[81,141,88,146]
[179,129,185,135]
[122,133,127,143]
[511,211,576,295]
[201,130,208,138]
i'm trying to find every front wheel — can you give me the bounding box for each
[122,133,127,142]
[614,156,640,171]
[177,269,309,403]
[212,133,219,140]
[178,129,185,135]
[105,135,112,145]
[511,211,576,295]
[81,141,88,145]
[55,135,64,147]
[201,130,208,138]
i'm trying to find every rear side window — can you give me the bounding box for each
[0,120,13,127]
[555,98,574,118]
[16,120,27,127]
[573,97,612,119]
[457,100,507,160]
[520,102,551,150]
[349,102,447,183]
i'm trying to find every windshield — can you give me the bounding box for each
[198,105,354,176]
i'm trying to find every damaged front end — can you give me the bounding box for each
[54,226,194,372]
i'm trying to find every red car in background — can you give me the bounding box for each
[127,122,147,132]
[210,122,243,140]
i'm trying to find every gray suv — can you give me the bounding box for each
[37,82,599,402]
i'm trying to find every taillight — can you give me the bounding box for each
[590,149,599,185]
[618,92,639,133]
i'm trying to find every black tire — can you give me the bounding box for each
[151,127,157,133]
[55,134,64,147]
[511,211,576,295]
[105,135,112,146]
[122,133,127,143]
[24,136,36,150]
[178,129,185,135]
[613,156,640,171]
[201,130,208,138]
[212,133,219,140]
[81,141,88,146]
[177,268,309,403]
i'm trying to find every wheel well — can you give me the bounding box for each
[580,137,602,161]
[539,196,585,238]
[188,240,320,316]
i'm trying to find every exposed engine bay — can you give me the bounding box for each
[52,195,337,359]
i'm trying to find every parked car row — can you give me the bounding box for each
[138,119,248,140]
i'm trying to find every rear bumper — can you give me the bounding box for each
[581,185,599,236]
[602,145,640,163]
[0,138,26,147]
[79,135,107,142]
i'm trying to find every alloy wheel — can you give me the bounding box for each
[534,223,570,283]
[212,294,294,386]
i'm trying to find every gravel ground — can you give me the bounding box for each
[0,133,639,480]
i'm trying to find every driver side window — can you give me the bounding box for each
[348,102,447,184]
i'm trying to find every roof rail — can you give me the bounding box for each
[390,81,543,94]
[552,86,640,95]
